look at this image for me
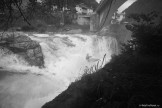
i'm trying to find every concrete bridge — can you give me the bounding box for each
[90,0,162,32]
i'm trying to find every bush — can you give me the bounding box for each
[21,25,36,32]
[36,23,47,33]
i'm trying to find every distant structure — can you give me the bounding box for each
[90,0,162,32]
[76,3,93,15]
[75,3,94,25]
[111,11,125,24]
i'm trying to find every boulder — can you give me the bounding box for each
[0,33,44,68]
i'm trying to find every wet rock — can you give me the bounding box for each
[0,46,13,56]
[0,33,44,68]
[98,24,132,44]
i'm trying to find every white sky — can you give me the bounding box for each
[117,0,137,13]
[96,0,101,3]
[37,0,42,3]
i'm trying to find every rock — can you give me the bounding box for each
[0,33,44,67]
[27,49,35,57]
[0,46,13,55]
[9,41,39,50]
[14,35,32,43]
[86,54,99,62]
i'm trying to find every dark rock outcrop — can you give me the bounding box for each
[0,33,44,67]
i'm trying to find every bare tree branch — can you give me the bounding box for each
[13,0,31,25]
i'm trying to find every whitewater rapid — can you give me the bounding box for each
[0,33,118,108]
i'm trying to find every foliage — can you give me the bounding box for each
[124,11,162,57]
[0,0,37,30]
[25,1,60,26]
[21,25,36,32]
[42,0,98,10]
[82,54,106,75]
[0,0,98,31]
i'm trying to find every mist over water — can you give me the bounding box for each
[0,33,118,108]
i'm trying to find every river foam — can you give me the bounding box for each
[0,33,118,108]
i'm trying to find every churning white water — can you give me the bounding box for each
[0,33,118,108]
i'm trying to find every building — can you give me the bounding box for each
[75,3,94,25]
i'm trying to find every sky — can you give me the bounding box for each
[117,0,137,13]
[96,0,101,3]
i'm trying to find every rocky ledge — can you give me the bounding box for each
[0,32,44,68]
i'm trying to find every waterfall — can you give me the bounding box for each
[0,33,119,108]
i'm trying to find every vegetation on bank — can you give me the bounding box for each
[0,0,98,32]
[42,12,162,108]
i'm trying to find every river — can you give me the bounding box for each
[0,33,118,108]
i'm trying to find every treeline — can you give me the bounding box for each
[43,0,98,10]
[0,0,98,31]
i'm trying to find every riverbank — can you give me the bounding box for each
[42,55,162,108]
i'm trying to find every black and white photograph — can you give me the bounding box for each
[0,0,162,108]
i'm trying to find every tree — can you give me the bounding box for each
[0,0,98,31]
[124,11,162,57]
[41,0,98,11]
[0,0,37,30]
